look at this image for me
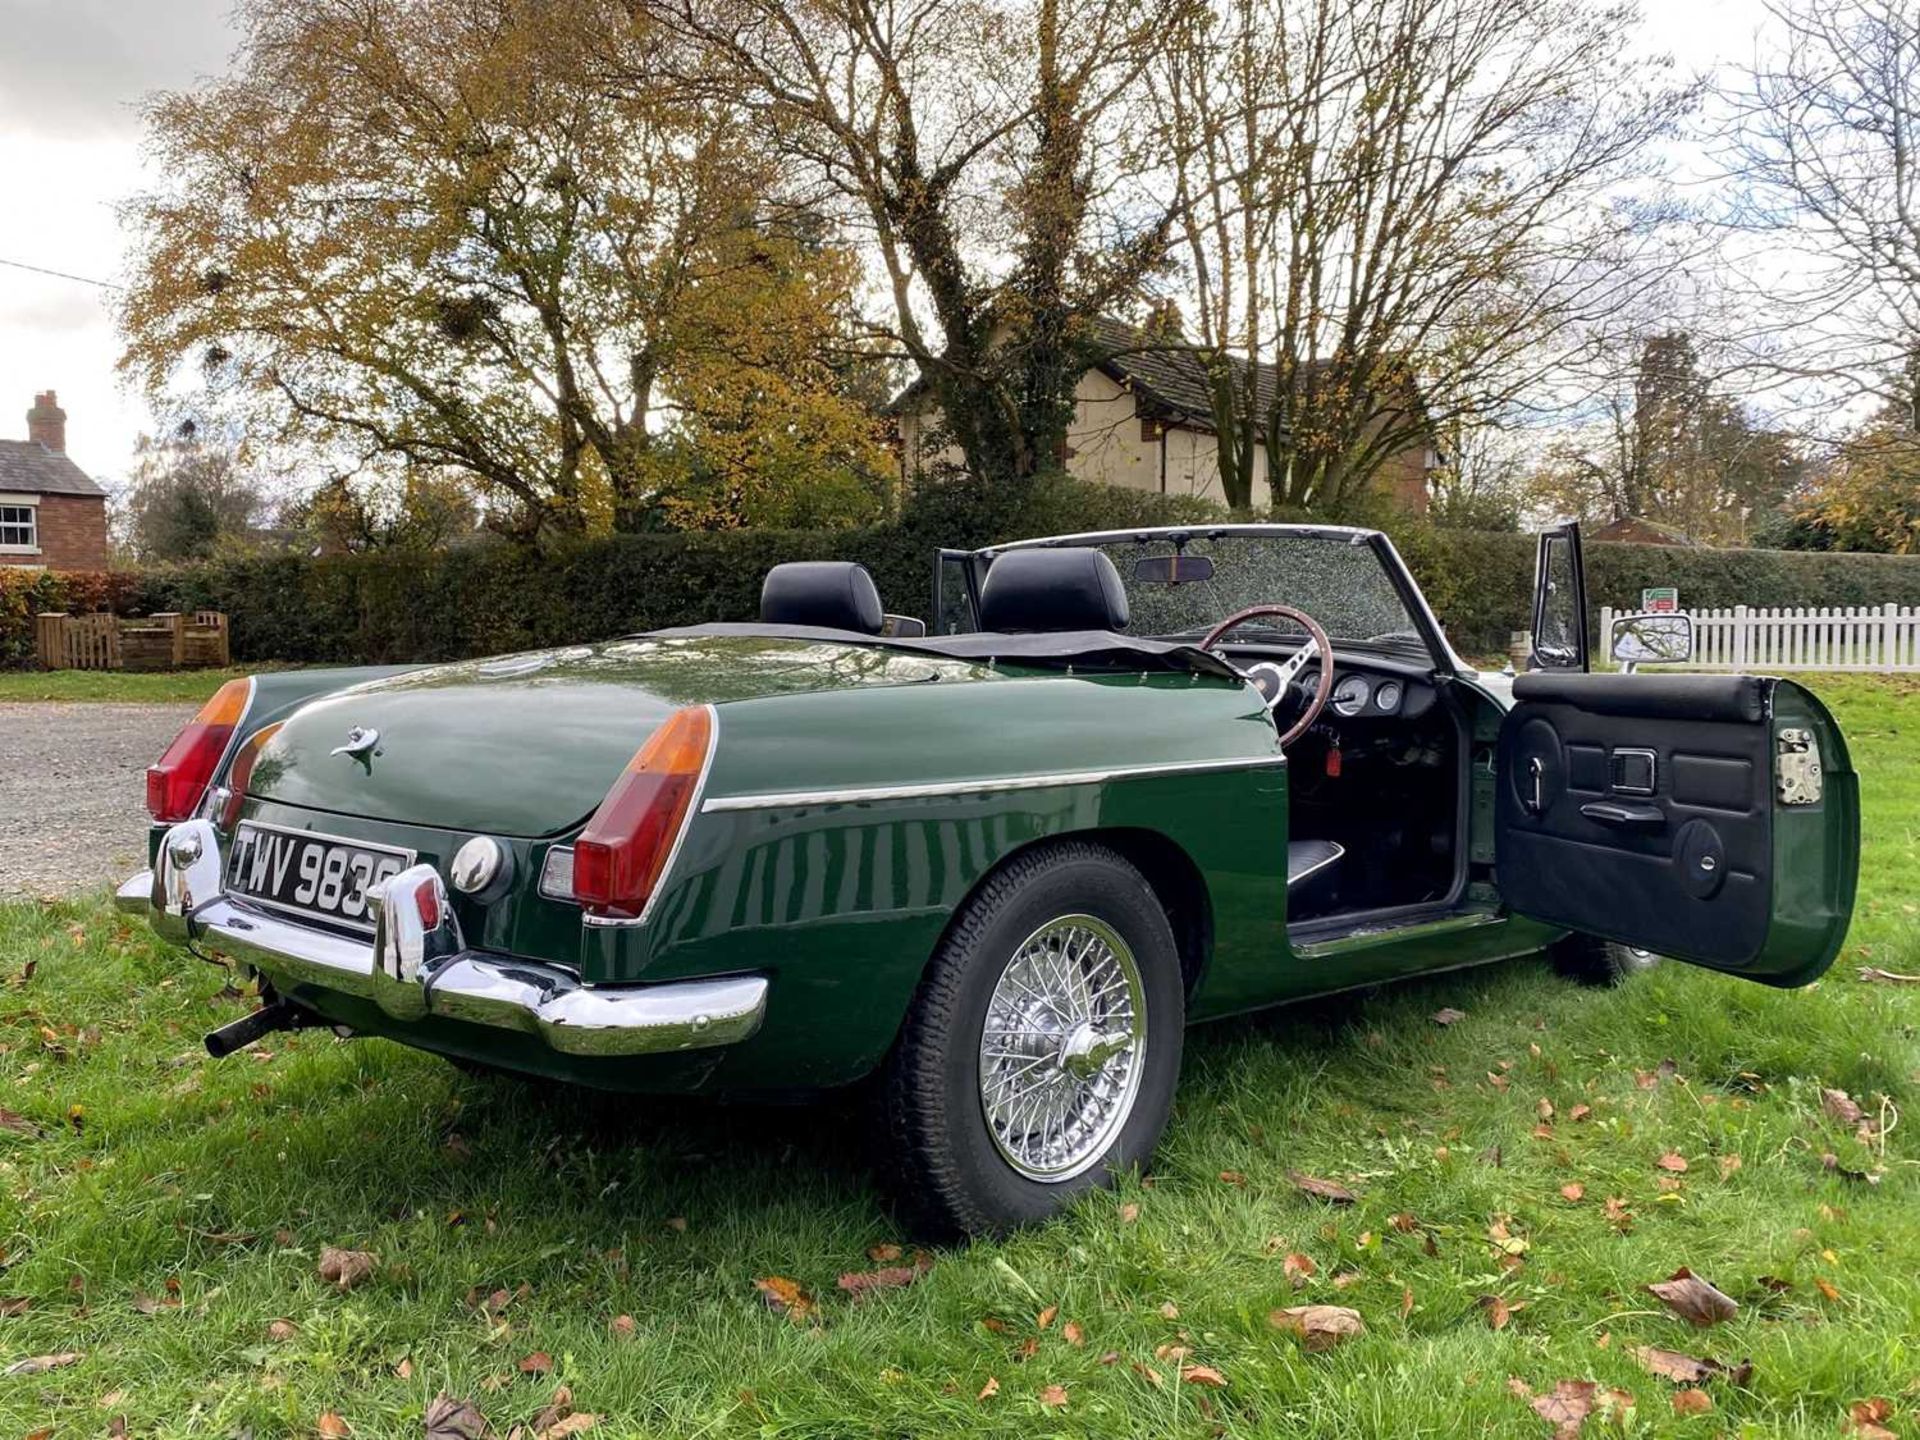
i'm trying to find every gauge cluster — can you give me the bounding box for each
[1324,671,1409,717]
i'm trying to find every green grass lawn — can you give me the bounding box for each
[1,675,1915,1436]
[0,667,275,705]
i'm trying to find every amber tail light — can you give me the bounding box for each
[572,706,714,920]
[145,678,253,823]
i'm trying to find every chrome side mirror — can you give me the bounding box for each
[881,614,928,638]
[1609,612,1693,670]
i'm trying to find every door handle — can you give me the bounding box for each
[1580,800,1665,830]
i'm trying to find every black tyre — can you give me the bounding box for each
[1548,931,1662,987]
[881,841,1185,1238]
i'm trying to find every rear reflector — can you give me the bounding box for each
[572,706,714,920]
[146,678,253,824]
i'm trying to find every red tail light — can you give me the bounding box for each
[146,678,253,823]
[573,706,714,920]
[219,721,283,829]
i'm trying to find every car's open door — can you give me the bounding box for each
[1496,527,1859,987]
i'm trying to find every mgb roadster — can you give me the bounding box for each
[121,523,1858,1234]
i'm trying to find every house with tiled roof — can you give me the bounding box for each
[0,392,109,571]
[891,318,1438,511]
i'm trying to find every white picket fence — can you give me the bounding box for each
[1600,603,1920,672]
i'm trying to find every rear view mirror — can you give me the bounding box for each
[1133,554,1215,584]
[1610,612,1693,669]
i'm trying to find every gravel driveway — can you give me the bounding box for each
[0,702,195,898]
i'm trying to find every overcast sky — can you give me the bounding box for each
[0,0,1780,494]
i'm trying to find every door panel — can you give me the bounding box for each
[1496,672,1857,986]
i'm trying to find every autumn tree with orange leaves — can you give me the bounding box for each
[120,0,890,540]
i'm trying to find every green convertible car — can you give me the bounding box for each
[121,523,1858,1234]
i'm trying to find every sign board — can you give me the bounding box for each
[1641,586,1679,614]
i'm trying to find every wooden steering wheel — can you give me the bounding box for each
[1200,604,1337,749]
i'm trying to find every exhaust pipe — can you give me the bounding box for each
[204,1000,312,1059]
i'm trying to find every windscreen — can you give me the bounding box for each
[1016,533,1424,650]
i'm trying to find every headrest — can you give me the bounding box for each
[977,548,1130,633]
[759,561,885,634]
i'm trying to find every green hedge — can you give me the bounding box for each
[12,484,1920,667]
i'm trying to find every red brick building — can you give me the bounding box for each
[0,391,109,571]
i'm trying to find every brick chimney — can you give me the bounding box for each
[27,390,66,453]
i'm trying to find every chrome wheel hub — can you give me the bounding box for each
[978,915,1146,1183]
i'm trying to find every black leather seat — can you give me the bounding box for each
[760,562,884,634]
[977,548,1130,633]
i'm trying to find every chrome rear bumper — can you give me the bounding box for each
[121,820,767,1059]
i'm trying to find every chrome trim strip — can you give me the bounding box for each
[699,752,1290,813]
[583,703,720,930]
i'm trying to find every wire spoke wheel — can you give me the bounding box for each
[977,914,1147,1183]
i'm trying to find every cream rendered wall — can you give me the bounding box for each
[898,369,1273,509]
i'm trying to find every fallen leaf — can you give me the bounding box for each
[1531,1380,1598,1440]
[132,1291,180,1315]
[316,1414,350,1438]
[1038,1384,1068,1409]
[0,1296,29,1316]
[534,1416,596,1440]
[1131,1362,1164,1389]
[3,1351,82,1375]
[1180,1364,1227,1388]
[1569,1103,1592,1122]
[1479,1294,1525,1330]
[1822,1089,1866,1126]
[753,1276,815,1322]
[1647,1268,1738,1326]
[1269,1304,1365,1352]
[1432,1007,1467,1025]
[1631,1346,1753,1386]
[1719,1155,1742,1178]
[1857,966,1920,984]
[268,1319,298,1341]
[1015,1337,1037,1361]
[1119,1203,1140,1223]
[1283,1252,1317,1287]
[1671,1388,1712,1415]
[1288,1171,1357,1204]
[609,1314,636,1338]
[976,1376,999,1402]
[1400,1287,1415,1319]
[1037,1304,1058,1329]
[867,1243,902,1263]
[1560,1183,1585,1202]
[1098,1350,1120,1365]
[1604,1196,1633,1231]
[1158,1301,1179,1320]
[1218,1170,1247,1187]
[1487,1070,1512,1091]
[0,1108,41,1137]
[1153,1342,1190,1362]
[1814,1276,1842,1302]
[317,1247,377,1291]
[397,1357,414,1379]
[519,1351,552,1375]
[1062,1321,1084,1347]
[1657,1152,1689,1173]
[1390,1212,1419,1232]
[665,1216,687,1232]
[837,1267,922,1300]
[1537,1098,1555,1121]
[1846,1398,1898,1440]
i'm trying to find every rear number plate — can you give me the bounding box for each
[227,823,413,932]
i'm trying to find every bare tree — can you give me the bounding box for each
[643,0,1186,489]
[1153,0,1695,512]
[1720,0,1920,423]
